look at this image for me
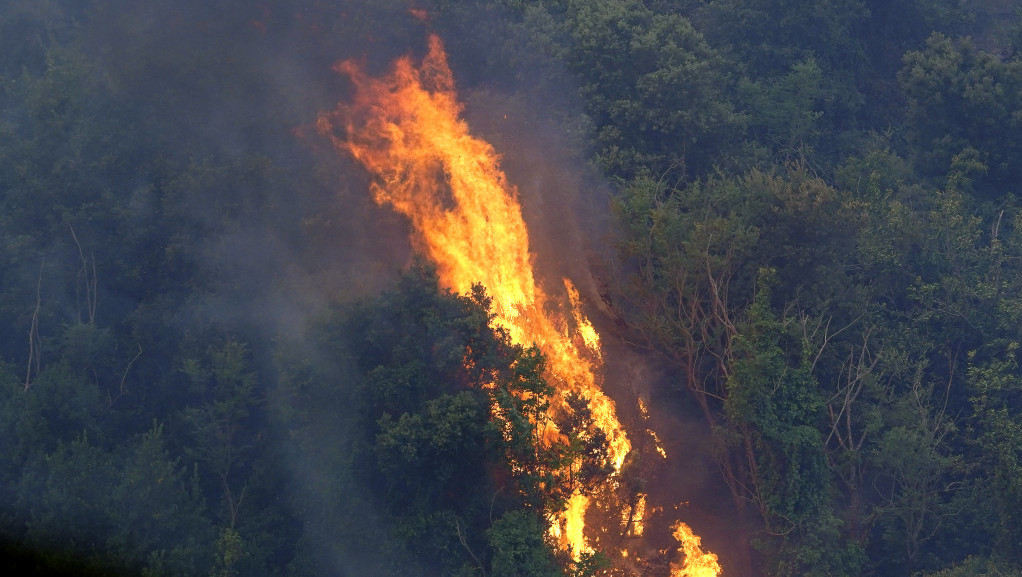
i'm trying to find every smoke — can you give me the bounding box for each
[1,0,738,573]
[74,0,610,335]
[140,0,733,570]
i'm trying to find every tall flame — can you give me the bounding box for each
[317,34,719,575]
[671,522,722,577]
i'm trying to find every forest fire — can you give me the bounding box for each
[317,34,719,575]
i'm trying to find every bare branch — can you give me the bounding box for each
[24,262,43,392]
[69,222,97,324]
[110,344,143,406]
[455,518,487,576]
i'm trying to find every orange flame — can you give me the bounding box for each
[670,522,722,577]
[627,493,647,537]
[318,34,719,575]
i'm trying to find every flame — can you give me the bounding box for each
[565,279,601,358]
[670,522,722,577]
[649,428,668,459]
[317,32,625,557]
[318,33,719,575]
[627,493,647,537]
[563,493,592,557]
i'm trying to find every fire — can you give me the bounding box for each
[317,33,624,554]
[317,33,719,575]
[670,522,722,577]
[627,493,647,537]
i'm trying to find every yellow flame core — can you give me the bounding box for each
[319,35,719,576]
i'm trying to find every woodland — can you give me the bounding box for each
[2,1,1022,576]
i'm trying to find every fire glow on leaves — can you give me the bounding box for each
[317,34,719,577]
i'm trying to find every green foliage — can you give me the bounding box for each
[182,339,262,529]
[500,0,742,179]
[738,59,826,158]
[612,173,759,418]
[302,262,570,576]
[870,377,964,567]
[211,527,245,577]
[2,1,1022,576]
[722,273,858,576]
[900,33,1022,190]
[701,0,870,77]
[920,555,1022,577]
[486,510,561,577]
[109,423,213,576]
[967,342,1022,561]
[4,421,215,576]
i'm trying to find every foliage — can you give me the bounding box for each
[490,0,742,180]
[721,273,860,577]
[967,342,1022,562]
[1,1,1021,576]
[900,33,1022,190]
[287,262,572,576]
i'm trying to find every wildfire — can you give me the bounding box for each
[317,33,719,575]
[670,522,722,577]
[627,493,647,537]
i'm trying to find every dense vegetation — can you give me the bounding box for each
[1,1,1022,576]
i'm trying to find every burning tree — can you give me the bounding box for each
[317,32,719,576]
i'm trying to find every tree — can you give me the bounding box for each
[108,423,214,576]
[869,373,963,570]
[487,510,561,577]
[967,342,1022,563]
[612,174,757,428]
[563,0,741,179]
[181,338,261,532]
[311,262,574,576]
[900,33,1022,191]
[721,272,861,577]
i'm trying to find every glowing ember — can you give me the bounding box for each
[639,398,669,459]
[318,33,719,576]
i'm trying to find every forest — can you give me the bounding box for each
[1,1,1022,576]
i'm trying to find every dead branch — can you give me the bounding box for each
[110,344,143,406]
[455,518,487,576]
[69,222,97,324]
[825,326,881,451]
[24,263,43,391]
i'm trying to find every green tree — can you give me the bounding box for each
[900,33,1022,191]
[721,272,861,577]
[869,374,963,570]
[108,423,214,576]
[562,0,741,179]
[304,263,573,576]
[181,339,261,532]
[612,174,759,428]
[701,0,869,78]
[487,510,561,577]
[967,342,1022,563]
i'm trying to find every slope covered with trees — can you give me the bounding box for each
[1,1,1021,576]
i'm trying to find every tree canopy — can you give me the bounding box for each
[2,1,1022,576]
